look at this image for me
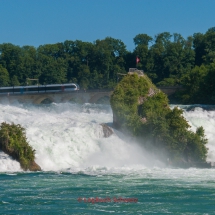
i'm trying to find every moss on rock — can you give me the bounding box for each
[0,122,41,171]
[110,73,208,163]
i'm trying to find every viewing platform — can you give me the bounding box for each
[128,68,144,76]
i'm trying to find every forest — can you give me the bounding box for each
[0,27,215,104]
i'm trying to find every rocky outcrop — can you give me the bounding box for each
[28,161,41,171]
[110,72,208,166]
[111,72,159,130]
[100,123,113,138]
[0,122,41,171]
[169,159,213,168]
[138,88,158,105]
[0,147,41,171]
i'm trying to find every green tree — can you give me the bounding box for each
[201,63,215,103]
[18,46,41,82]
[11,75,20,86]
[193,32,206,66]
[133,34,153,46]
[203,27,215,64]
[0,64,10,86]
[180,65,207,103]
[0,43,24,84]
[133,34,153,74]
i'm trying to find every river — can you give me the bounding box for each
[0,102,214,214]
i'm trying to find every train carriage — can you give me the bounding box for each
[0,83,79,94]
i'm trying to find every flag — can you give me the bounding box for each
[136,57,140,64]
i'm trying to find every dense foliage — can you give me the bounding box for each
[0,27,215,103]
[0,122,36,170]
[110,73,157,134]
[110,74,208,163]
[0,38,127,89]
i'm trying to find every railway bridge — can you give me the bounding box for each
[0,87,183,105]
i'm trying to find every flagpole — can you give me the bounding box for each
[136,56,140,68]
[136,56,137,68]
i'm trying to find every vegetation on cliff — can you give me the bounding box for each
[0,122,41,171]
[110,74,208,163]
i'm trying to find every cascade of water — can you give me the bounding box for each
[0,103,214,172]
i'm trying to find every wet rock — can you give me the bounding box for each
[100,123,113,138]
[28,160,41,171]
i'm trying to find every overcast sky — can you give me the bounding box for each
[1,0,215,51]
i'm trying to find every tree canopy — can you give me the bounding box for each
[0,27,215,103]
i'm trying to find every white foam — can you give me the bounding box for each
[0,151,22,172]
[182,107,215,161]
[0,102,214,173]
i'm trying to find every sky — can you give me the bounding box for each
[0,0,215,51]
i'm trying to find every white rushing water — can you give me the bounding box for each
[0,102,214,173]
[172,105,215,162]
